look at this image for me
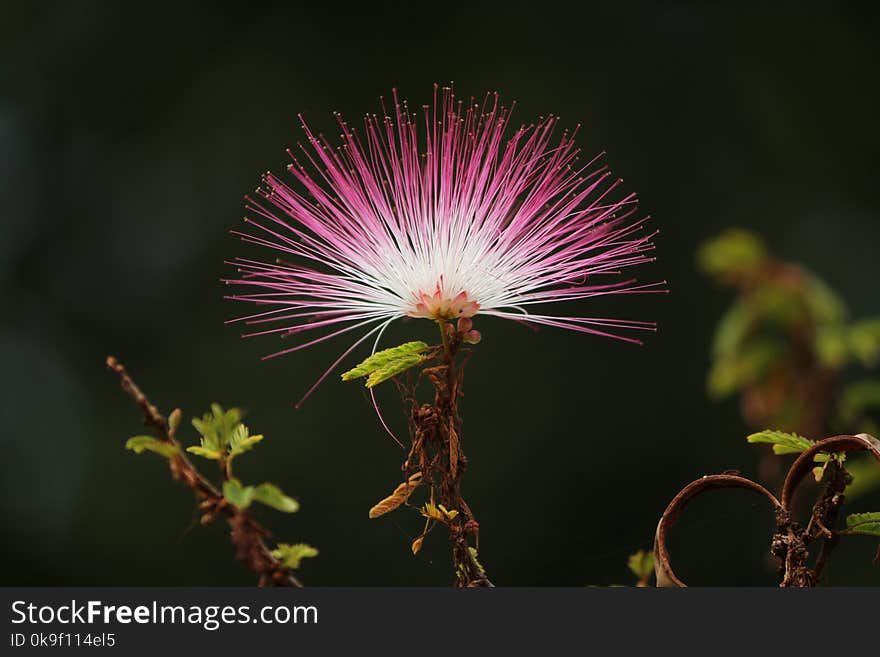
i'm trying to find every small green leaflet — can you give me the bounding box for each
[187,404,262,461]
[468,547,486,577]
[746,430,814,455]
[228,423,264,457]
[627,550,655,580]
[125,436,179,458]
[271,543,319,569]
[222,479,299,513]
[341,341,429,387]
[252,483,299,513]
[222,479,255,510]
[843,512,880,537]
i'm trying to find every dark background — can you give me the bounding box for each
[2,1,878,586]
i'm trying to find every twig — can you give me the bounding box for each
[106,356,302,587]
[400,324,493,587]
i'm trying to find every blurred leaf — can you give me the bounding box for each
[222,479,254,510]
[368,472,422,519]
[815,325,850,368]
[843,512,880,537]
[627,550,655,580]
[341,342,429,386]
[837,379,880,429]
[697,228,766,281]
[708,338,783,398]
[747,429,814,455]
[411,536,424,555]
[125,435,179,458]
[712,301,750,357]
[804,275,847,325]
[848,319,880,367]
[750,283,808,327]
[271,543,318,569]
[252,483,299,513]
[844,456,880,501]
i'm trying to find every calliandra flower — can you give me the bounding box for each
[226,85,664,404]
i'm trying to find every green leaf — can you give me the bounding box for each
[815,325,850,368]
[711,301,750,357]
[848,319,880,368]
[190,404,253,460]
[696,228,766,280]
[804,275,847,325]
[228,423,264,458]
[341,342,429,386]
[708,338,783,399]
[185,446,222,460]
[125,436,179,458]
[365,353,428,387]
[271,543,318,569]
[252,483,300,513]
[222,479,255,510]
[468,547,486,577]
[843,512,880,537]
[838,379,880,427]
[627,550,655,580]
[746,430,814,455]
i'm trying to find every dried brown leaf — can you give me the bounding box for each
[368,472,422,519]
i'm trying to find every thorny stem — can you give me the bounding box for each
[400,322,492,587]
[106,356,302,587]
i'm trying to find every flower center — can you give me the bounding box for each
[408,285,480,320]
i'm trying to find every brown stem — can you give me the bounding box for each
[106,356,302,587]
[654,433,880,587]
[401,323,492,587]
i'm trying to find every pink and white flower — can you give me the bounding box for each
[227,85,663,403]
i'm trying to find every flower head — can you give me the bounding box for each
[227,85,663,403]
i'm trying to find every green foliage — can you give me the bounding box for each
[746,429,813,455]
[468,547,486,577]
[843,456,880,501]
[803,275,847,325]
[271,543,319,569]
[708,337,783,399]
[186,404,263,462]
[843,512,880,537]
[222,479,255,510]
[837,379,880,435]
[341,341,429,387]
[222,478,299,513]
[627,550,655,581]
[125,435,180,458]
[697,228,767,280]
[252,483,300,513]
[848,319,880,368]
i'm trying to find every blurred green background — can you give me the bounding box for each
[2,1,879,586]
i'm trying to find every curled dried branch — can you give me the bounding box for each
[653,474,781,587]
[654,433,880,587]
[781,434,880,511]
